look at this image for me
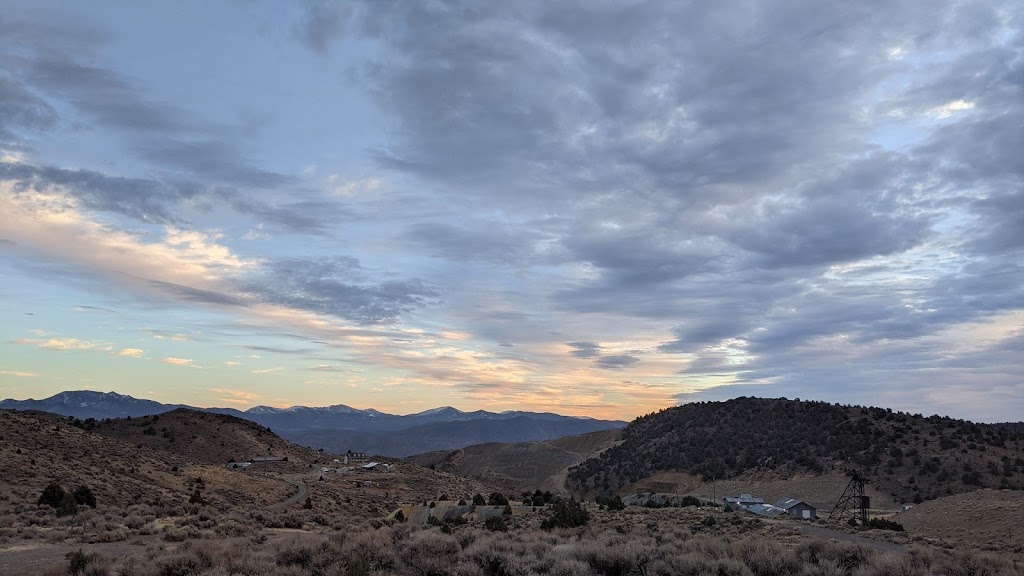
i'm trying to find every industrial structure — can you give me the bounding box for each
[828,471,869,524]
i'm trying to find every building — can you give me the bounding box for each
[723,493,764,510]
[747,503,786,517]
[251,456,287,463]
[225,461,251,469]
[774,498,817,519]
[344,450,368,465]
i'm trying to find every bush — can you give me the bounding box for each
[596,495,625,511]
[394,510,406,523]
[541,498,589,530]
[484,516,508,532]
[38,482,65,509]
[73,486,97,509]
[472,494,486,506]
[680,495,702,507]
[66,549,89,575]
[57,492,78,517]
[865,518,904,532]
[487,492,509,506]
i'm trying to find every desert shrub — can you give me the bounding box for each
[865,517,904,531]
[485,516,509,532]
[405,530,461,576]
[488,493,509,506]
[38,482,65,509]
[669,554,752,576]
[277,544,315,569]
[156,547,214,576]
[680,495,702,507]
[57,492,78,517]
[472,494,486,506]
[596,495,625,511]
[541,498,589,530]
[73,486,97,509]
[394,510,407,523]
[734,539,802,576]
[66,549,90,575]
[341,529,399,573]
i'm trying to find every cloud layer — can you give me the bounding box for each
[0,1,1021,420]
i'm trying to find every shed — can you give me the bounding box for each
[723,493,764,509]
[748,503,786,517]
[774,498,816,519]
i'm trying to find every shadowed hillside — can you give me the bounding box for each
[91,408,322,466]
[0,410,294,511]
[407,429,622,494]
[568,398,1024,504]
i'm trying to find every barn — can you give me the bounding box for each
[774,498,817,519]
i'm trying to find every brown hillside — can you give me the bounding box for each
[895,489,1024,553]
[91,408,323,467]
[407,428,622,495]
[0,410,292,512]
[568,398,1024,504]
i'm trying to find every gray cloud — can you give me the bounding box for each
[0,75,56,147]
[405,221,548,264]
[596,355,639,370]
[147,280,243,307]
[296,1,351,54]
[566,341,601,359]
[2,161,198,223]
[245,257,440,325]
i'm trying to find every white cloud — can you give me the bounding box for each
[162,357,196,367]
[12,337,112,352]
[118,348,144,358]
[0,369,38,377]
[929,99,975,119]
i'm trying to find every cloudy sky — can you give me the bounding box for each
[1,1,1021,421]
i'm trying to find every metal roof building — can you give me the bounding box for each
[774,498,817,519]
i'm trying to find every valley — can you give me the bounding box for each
[0,396,1021,575]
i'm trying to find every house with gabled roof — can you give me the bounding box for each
[774,497,816,519]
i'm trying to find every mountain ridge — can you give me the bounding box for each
[0,390,626,457]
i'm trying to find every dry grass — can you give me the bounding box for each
[895,489,1024,553]
[11,509,1022,576]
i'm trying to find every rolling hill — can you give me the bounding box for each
[90,408,321,466]
[407,428,622,494]
[0,408,503,521]
[567,397,1024,504]
[0,410,294,512]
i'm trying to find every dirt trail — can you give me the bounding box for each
[269,477,308,511]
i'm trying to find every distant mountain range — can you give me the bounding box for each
[0,390,626,457]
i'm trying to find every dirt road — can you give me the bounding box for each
[269,477,308,511]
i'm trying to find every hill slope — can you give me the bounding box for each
[568,397,1024,504]
[91,408,322,466]
[407,428,622,494]
[290,415,624,457]
[0,410,293,512]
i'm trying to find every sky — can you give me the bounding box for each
[1,1,1022,422]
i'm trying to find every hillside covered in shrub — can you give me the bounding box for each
[567,397,1024,504]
